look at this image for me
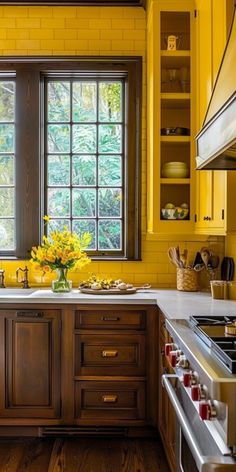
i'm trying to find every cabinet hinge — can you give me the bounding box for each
[194,214,197,223]
[222,209,225,220]
[194,9,197,18]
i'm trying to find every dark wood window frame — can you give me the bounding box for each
[0,57,142,261]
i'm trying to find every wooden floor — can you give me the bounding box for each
[0,437,170,472]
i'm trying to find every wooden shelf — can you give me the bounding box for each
[161,50,190,57]
[160,178,190,184]
[160,136,191,143]
[161,93,190,108]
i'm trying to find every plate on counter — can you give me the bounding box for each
[79,287,138,295]
[79,284,151,295]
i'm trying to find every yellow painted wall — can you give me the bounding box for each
[0,5,224,288]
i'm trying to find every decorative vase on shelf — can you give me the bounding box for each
[51,268,72,293]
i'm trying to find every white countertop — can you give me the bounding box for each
[0,288,236,320]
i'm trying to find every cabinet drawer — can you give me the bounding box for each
[75,381,145,420]
[75,309,145,330]
[75,334,145,376]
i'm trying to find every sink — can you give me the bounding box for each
[0,288,36,296]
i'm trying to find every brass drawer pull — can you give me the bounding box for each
[102,395,118,403]
[101,316,120,322]
[102,350,118,358]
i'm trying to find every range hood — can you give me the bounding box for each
[196,7,236,170]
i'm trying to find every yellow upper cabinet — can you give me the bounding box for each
[195,0,236,235]
[147,0,195,237]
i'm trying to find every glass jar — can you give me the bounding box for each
[51,268,72,293]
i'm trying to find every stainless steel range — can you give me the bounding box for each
[162,315,236,471]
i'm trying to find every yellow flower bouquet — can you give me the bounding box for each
[30,218,91,292]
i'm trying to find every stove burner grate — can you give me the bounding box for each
[189,315,236,374]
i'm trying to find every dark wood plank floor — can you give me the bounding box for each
[0,438,170,472]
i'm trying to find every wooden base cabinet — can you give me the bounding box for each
[0,309,61,420]
[0,304,158,437]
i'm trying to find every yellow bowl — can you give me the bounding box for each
[162,167,189,178]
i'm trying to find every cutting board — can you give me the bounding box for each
[79,287,138,295]
[79,284,151,295]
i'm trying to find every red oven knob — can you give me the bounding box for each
[191,384,200,401]
[165,343,175,356]
[199,401,211,420]
[199,401,217,421]
[191,384,206,401]
[169,350,178,367]
[183,372,192,387]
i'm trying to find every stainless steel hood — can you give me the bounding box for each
[196,7,236,170]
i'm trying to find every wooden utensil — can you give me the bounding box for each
[208,254,220,270]
[180,249,188,268]
[200,247,211,268]
[168,247,183,268]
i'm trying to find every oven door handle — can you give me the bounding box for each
[162,374,207,471]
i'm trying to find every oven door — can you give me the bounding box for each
[162,375,236,472]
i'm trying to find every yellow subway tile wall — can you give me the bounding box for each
[0,5,225,288]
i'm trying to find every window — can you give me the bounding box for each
[0,58,141,260]
[0,80,15,251]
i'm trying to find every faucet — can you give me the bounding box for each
[0,269,5,288]
[16,266,30,289]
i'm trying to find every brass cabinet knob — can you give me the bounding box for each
[102,395,118,403]
[101,350,118,358]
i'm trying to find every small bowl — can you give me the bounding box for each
[161,208,189,220]
[162,167,189,178]
[163,161,187,167]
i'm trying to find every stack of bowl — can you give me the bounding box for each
[162,161,189,178]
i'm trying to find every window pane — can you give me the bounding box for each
[44,75,128,258]
[99,188,121,217]
[98,125,121,153]
[98,220,121,250]
[48,188,70,217]
[48,124,70,153]
[72,125,96,153]
[72,189,96,217]
[99,82,122,122]
[0,219,14,250]
[0,81,15,122]
[48,82,70,122]
[0,156,14,185]
[72,219,96,250]
[47,219,70,234]
[48,155,70,186]
[72,155,96,186]
[73,82,97,122]
[0,124,14,152]
[98,155,121,186]
[0,188,14,217]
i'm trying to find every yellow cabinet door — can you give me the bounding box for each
[195,0,228,235]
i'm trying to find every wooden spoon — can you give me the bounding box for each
[208,254,220,270]
[200,247,211,268]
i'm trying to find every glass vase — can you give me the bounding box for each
[51,268,72,293]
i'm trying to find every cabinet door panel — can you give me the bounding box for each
[0,310,61,418]
[8,320,50,407]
